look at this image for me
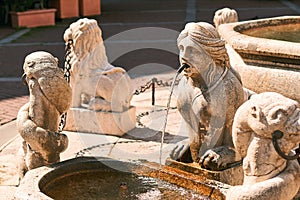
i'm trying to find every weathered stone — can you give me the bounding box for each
[213,8,238,30]
[16,51,71,173]
[66,106,136,136]
[227,92,300,200]
[166,158,243,186]
[218,16,300,103]
[63,18,135,135]
[15,157,229,200]
[176,22,245,170]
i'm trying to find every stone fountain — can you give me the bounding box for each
[218,16,300,102]
[15,157,229,200]
[216,12,300,200]
[14,14,300,200]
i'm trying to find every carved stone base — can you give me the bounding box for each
[165,158,244,186]
[65,107,136,136]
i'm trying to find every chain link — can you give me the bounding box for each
[134,76,180,126]
[133,77,179,96]
[133,79,153,95]
[154,77,180,87]
[64,39,73,84]
[58,39,73,132]
[136,107,177,128]
[75,140,144,157]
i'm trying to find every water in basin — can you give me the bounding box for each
[241,23,300,43]
[40,170,210,200]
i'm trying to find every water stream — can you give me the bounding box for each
[159,64,188,169]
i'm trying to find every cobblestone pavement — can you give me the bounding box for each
[0,81,28,125]
[0,96,28,125]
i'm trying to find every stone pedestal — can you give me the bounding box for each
[65,107,136,136]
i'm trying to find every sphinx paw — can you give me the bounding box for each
[199,149,222,170]
[199,146,240,170]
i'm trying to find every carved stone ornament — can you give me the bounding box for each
[17,51,71,173]
[176,22,245,170]
[227,92,300,200]
[63,18,136,135]
[213,7,238,29]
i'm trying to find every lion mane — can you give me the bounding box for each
[63,18,133,112]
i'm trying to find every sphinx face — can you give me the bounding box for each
[178,36,213,78]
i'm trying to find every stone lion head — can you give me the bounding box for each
[63,18,103,61]
[247,92,300,138]
[234,92,300,158]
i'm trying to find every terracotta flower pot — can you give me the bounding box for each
[10,9,56,28]
[79,0,101,16]
[49,0,79,19]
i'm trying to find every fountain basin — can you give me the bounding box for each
[14,157,229,200]
[218,16,300,102]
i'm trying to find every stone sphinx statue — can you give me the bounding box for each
[17,51,71,173]
[213,7,238,30]
[227,92,300,200]
[63,18,135,135]
[176,22,245,170]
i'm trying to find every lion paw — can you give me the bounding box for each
[199,146,241,170]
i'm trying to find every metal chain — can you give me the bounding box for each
[154,77,180,87]
[136,107,177,128]
[58,39,73,132]
[133,77,180,96]
[133,79,153,95]
[136,111,150,128]
[75,140,144,157]
[63,39,73,84]
[134,76,180,126]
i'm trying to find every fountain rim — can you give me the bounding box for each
[14,156,229,200]
[218,16,300,59]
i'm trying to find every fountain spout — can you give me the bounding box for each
[177,63,189,73]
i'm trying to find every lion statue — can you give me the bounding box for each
[175,22,245,170]
[227,92,300,200]
[17,51,71,174]
[63,18,133,112]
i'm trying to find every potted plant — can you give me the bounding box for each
[79,0,101,17]
[8,0,57,28]
[48,0,79,19]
